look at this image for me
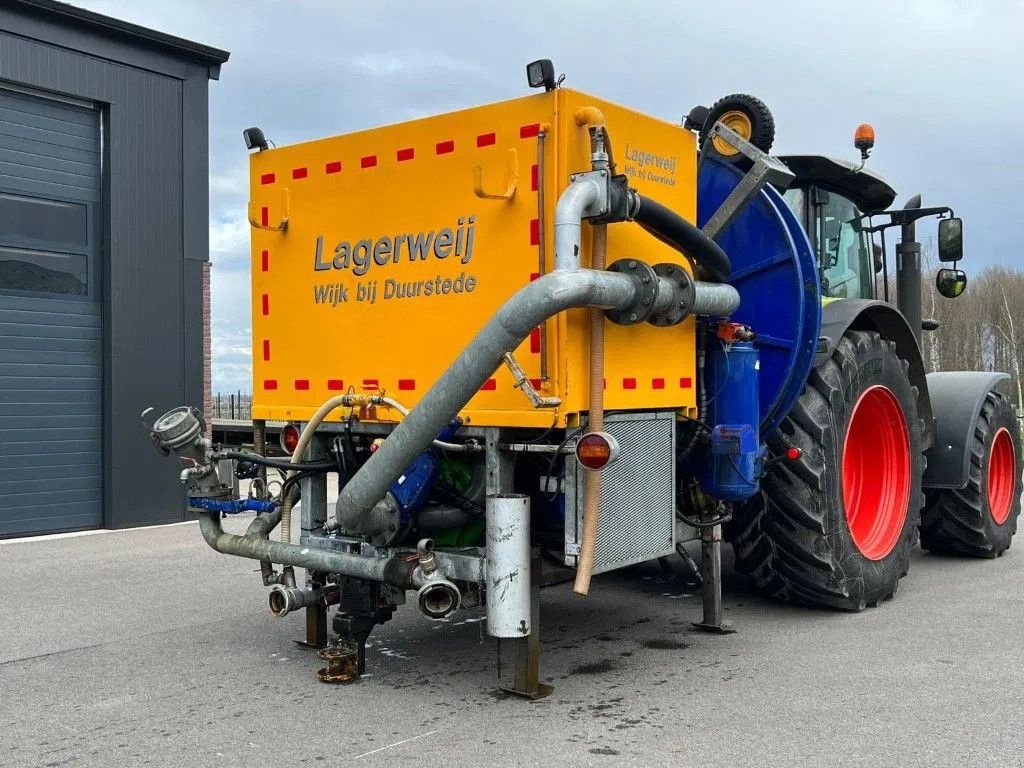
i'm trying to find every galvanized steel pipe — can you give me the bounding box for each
[196,511,419,588]
[334,268,641,534]
[692,282,741,316]
[553,177,602,271]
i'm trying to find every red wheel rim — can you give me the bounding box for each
[988,427,1015,525]
[842,385,911,560]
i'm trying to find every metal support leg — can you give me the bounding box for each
[297,435,329,649]
[691,524,735,634]
[485,429,553,699]
[497,549,552,699]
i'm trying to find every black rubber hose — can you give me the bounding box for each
[220,450,336,472]
[633,194,731,282]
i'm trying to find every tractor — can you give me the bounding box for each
[145,62,1020,696]
[688,93,1019,610]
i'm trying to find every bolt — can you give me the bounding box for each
[642,275,651,283]
[629,313,638,321]
[628,260,637,268]
[642,298,651,306]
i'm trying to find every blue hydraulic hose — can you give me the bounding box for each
[188,497,277,515]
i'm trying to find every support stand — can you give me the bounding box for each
[691,524,735,635]
[497,549,552,699]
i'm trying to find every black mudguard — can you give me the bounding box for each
[922,371,1011,490]
[817,299,934,447]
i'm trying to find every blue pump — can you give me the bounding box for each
[385,419,463,541]
[697,340,766,501]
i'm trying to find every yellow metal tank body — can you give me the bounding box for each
[248,89,698,427]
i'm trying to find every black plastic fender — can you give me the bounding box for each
[817,299,934,447]
[922,371,1010,490]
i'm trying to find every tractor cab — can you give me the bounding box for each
[777,155,897,300]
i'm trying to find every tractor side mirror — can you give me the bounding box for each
[936,268,967,299]
[938,217,963,262]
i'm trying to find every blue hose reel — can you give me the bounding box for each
[693,156,821,501]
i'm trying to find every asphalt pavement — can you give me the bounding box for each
[1,513,1021,768]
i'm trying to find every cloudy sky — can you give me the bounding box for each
[79,0,1024,392]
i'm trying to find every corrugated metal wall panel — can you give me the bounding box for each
[0,12,214,532]
[0,88,102,536]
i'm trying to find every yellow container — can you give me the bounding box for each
[248,88,698,428]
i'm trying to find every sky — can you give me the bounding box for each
[78,0,1024,393]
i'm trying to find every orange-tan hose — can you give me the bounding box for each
[574,223,607,596]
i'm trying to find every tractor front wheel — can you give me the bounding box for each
[920,391,1021,557]
[730,330,926,610]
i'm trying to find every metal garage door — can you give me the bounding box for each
[0,87,102,537]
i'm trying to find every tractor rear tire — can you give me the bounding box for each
[920,391,1021,557]
[730,330,926,610]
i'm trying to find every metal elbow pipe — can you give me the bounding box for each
[554,177,602,271]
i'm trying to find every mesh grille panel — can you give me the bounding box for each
[574,412,676,574]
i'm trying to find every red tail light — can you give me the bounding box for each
[575,431,620,471]
[280,423,300,455]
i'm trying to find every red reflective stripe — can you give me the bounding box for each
[480,378,497,391]
[531,164,538,191]
[362,378,379,390]
[262,340,270,361]
[291,167,308,179]
[476,132,496,147]
[530,272,540,282]
[261,294,269,315]
[263,379,278,390]
[436,140,455,155]
[398,379,416,390]
[325,161,342,174]
[397,147,415,161]
[652,377,665,390]
[520,123,540,139]
[530,327,541,354]
[260,173,275,185]
[261,250,269,272]
[361,155,377,168]
[260,207,269,227]
[295,379,310,391]
[530,378,542,390]
[327,379,345,391]
[623,377,637,390]
[679,377,693,388]
[529,218,540,245]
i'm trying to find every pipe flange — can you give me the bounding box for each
[648,262,694,327]
[605,258,658,325]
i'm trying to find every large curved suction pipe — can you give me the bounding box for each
[633,194,731,282]
[333,268,644,535]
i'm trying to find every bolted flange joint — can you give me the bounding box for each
[648,262,695,327]
[604,258,659,325]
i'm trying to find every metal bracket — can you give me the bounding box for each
[473,148,519,200]
[502,352,561,409]
[248,187,290,231]
[700,123,795,240]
